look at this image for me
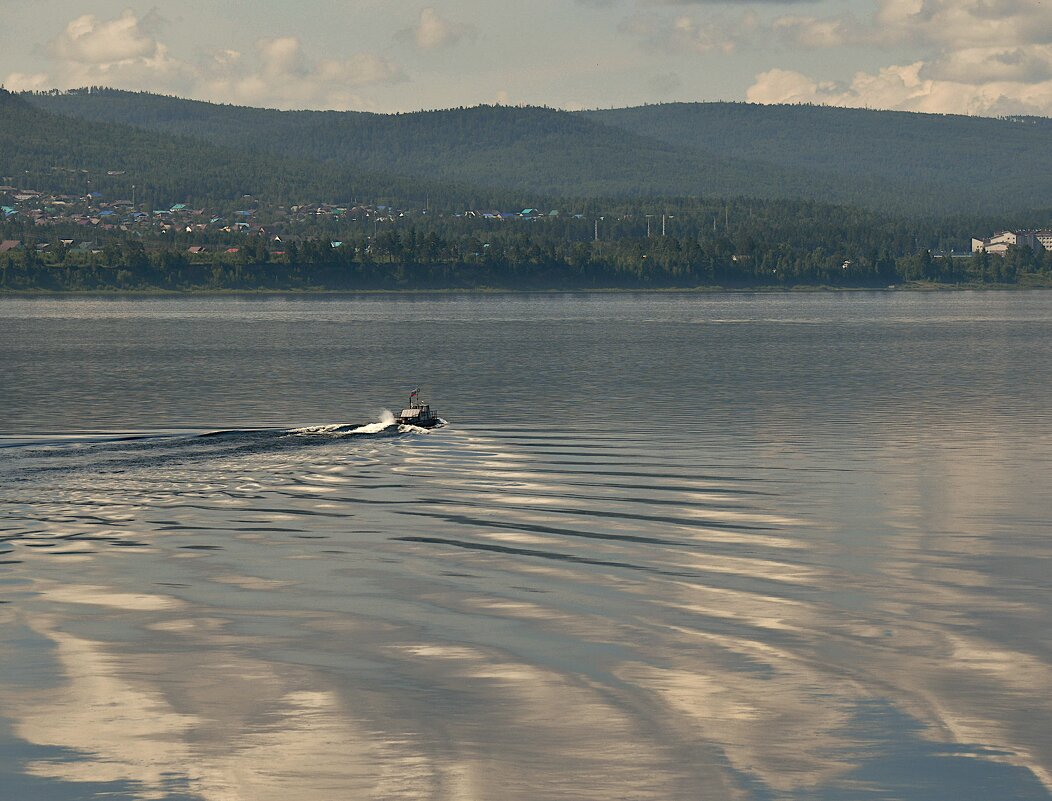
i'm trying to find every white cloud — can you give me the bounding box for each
[200,37,405,109]
[616,0,1052,115]
[257,36,308,80]
[4,11,406,111]
[52,11,161,65]
[926,45,1052,84]
[747,62,1052,116]
[32,10,187,93]
[3,72,50,92]
[746,0,1052,115]
[411,7,473,50]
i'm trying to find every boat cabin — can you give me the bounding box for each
[398,392,439,427]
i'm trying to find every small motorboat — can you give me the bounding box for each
[397,390,440,428]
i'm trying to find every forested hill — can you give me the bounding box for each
[17,88,1052,213]
[587,103,1052,208]
[0,89,476,207]
[24,89,831,204]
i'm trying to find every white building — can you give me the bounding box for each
[972,229,1052,255]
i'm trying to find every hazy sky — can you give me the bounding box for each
[3,1,1052,117]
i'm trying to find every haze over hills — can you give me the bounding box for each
[11,87,1052,215]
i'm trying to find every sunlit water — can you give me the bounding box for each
[1,292,1050,800]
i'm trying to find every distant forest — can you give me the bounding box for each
[22,87,1052,215]
[4,202,1051,292]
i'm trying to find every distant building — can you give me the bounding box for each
[972,229,1052,255]
[0,239,22,252]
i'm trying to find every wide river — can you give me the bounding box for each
[1,292,1050,800]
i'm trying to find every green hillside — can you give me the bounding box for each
[0,89,473,207]
[17,88,1052,213]
[587,103,1052,210]
[23,89,862,206]
[0,89,327,203]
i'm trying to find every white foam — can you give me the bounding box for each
[343,409,397,434]
[287,423,352,435]
[288,410,445,438]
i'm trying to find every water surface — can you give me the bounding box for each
[1,292,1050,800]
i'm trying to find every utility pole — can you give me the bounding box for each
[646,215,653,238]
[594,218,599,242]
[661,214,667,237]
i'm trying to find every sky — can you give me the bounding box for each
[3,0,1052,117]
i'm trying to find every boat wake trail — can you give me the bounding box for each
[288,410,398,436]
[1,413,446,480]
[287,410,445,437]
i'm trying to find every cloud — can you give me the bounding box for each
[874,0,1052,49]
[4,10,406,111]
[621,10,758,54]
[3,72,50,92]
[51,10,162,65]
[771,15,855,49]
[747,62,1052,116]
[35,10,187,92]
[257,36,308,79]
[200,37,405,109]
[925,45,1052,84]
[746,0,1052,115]
[408,7,474,50]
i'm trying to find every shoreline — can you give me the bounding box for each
[2,282,1052,298]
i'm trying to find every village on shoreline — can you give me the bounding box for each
[3,182,1052,293]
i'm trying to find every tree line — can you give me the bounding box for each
[3,225,1049,292]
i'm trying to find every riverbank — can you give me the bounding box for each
[4,280,1052,296]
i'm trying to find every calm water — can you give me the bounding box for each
[1,292,1050,801]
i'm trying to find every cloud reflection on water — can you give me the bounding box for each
[2,294,1052,799]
